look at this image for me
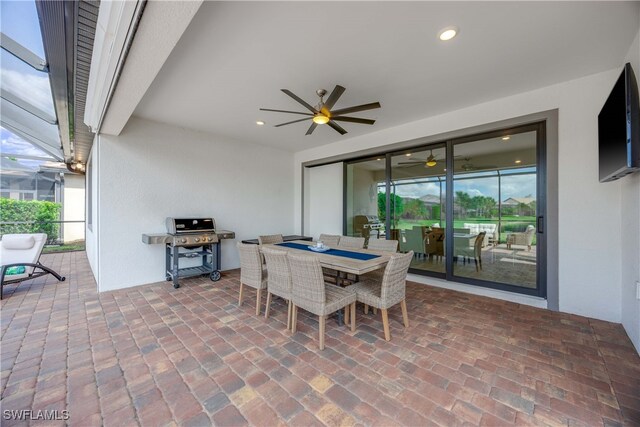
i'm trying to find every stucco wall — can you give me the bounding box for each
[94,117,294,292]
[621,27,640,353]
[307,163,343,239]
[85,139,99,281]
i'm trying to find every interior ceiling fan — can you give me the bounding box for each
[259,85,381,135]
[459,157,497,171]
[398,150,453,168]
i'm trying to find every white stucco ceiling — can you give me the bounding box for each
[133,1,639,152]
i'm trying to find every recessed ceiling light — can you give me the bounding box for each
[406,153,412,157]
[502,136,510,141]
[438,27,458,41]
[256,121,265,126]
[515,159,522,164]
[377,158,382,161]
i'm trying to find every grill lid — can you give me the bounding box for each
[166,218,215,234]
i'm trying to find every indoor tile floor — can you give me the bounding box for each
[1,251,639,426]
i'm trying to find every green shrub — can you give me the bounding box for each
[432,205,440,222]
[0,198,62,243]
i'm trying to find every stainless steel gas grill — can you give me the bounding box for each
[142,218,235,289]
[353,215,384,240]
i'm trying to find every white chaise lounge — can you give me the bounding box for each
[0,233,66,299]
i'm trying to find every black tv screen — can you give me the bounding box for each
[598,63,640,182]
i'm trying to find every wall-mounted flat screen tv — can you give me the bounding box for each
[598,62,640,182]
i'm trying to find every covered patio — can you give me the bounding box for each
[1,253,638,426]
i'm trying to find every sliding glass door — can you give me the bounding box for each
[344,157,386,242]
[389,145,446,275]
[451,128,541,292]
[344,123,546,297]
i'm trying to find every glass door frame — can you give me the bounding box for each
[446,122,546,298]
[343,121,547,298]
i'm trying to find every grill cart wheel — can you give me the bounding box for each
[166,275,171,281]
[210,271,221,281]
[173,283,180,289]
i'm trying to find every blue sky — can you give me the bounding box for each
[1,1,45,57]
[1,0,58,170]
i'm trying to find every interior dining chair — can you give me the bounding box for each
[288,252,356,350]
[337,236,365,249]
[258,234,284,245]
[318,234,341,247]
[236,242,268,315]
[367,239,398,252]
[459,231,486,272]
[262,247,293,330]
[425,228,444,262]
[352,250,414,341]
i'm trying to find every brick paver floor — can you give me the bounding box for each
[1,251,639,426]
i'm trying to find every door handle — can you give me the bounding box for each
[537,216,544,233]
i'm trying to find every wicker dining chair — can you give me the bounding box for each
[318,234,341,247]
[352,250,413,341]
[262,247,293,330]
[367,239,398,252]
[258,234,284,245]
[337,236,365,249]
[236,242,268,315]
[288,253,356,350]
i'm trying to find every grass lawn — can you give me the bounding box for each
[392,217,537,245]
[394,216,535,229]
[43,241,86,253]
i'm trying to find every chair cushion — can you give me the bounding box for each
[323,285,356,316]
[2,235,35,250]
[5,266,26,275]
[295,284,356,316]
[352,280,384,308]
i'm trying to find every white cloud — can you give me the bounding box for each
[1,127,52,157]
[0,67,54,114]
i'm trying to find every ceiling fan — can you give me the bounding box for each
[259,85,381,135]
[458,158,497,171]
[398,150,458,168]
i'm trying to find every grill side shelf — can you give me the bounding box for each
[142,233,171,244]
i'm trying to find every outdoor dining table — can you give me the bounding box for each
[261,240,391,275]
[261,240,392,325]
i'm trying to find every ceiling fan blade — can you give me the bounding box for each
[327,120,347,135]
[306,123,318,135]
[331,116,375,125]
[260,108,313,116]
[331,102,381,116]
[275,117,313,127]
[281,89,317,113]
[321,85,345,115]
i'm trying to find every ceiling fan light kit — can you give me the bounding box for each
[312,114,330,124]
[259,84,381,135]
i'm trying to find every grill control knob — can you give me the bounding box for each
[207,237,213,242]
[195,237,200,243]
[181,238,187,243]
